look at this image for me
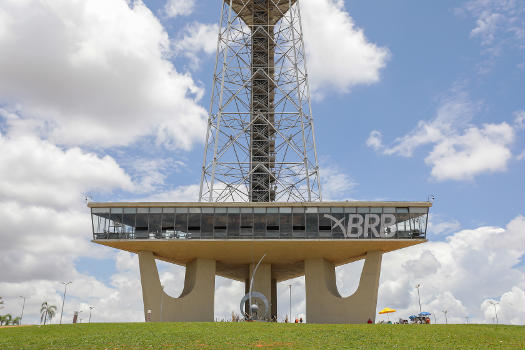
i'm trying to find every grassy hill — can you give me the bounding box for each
[1,322,524,350]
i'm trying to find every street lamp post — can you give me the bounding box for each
[89,306,94,323]
[59,281,72,325]
[19,296,27,325]
[415,284,422,314]
[442,310,448,324]
[489,301,499,324]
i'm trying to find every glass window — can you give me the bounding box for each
[241,207,253,213]
[305,207,318,213]
[228,213,240,236]
[240,213,253,235]
[214,213,227,237]
[109,208,123,235]
[293,212,305,234]
[396,208,409,213]
[331,207,343,213]
[370,207,382,213]
[215,208,227,213]
[280,211,292,236]
[149,210,162,235]
[344,207,356,213]
[254,208,266,214]
[279,207,292,213]
[228,207,240,213]
[357,207,369,213]
[135,209,149,235]
[188,213,201,234]
[292,207,304,213]
[306,213,318,237]
[175,213,188,233]
[318,213,332,237]
[122,208,136,235]
[409,207,428,214]
[383,207,395,213]
[330,212,345,238]
[267,207,279,213]
[176,207,188,213]
[92,208,110,234]
[266,212,279,237]
[254,212,266,235]
[318,207,330,213]
[189,208,201,214]
[202,208,214,214]
[201,213,214,237]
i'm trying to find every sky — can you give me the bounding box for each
[0,0,523,325]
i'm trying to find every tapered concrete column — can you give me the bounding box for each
[138,251,216,322]
[305,251,383,324]
[248,263,272,318]
[271,278,277,319]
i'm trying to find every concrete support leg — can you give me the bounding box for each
[138,251,216,322]
[271,278,277,320]
[305,251,383,324]
[248,263,272,319]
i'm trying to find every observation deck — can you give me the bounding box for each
[90,201,430,282]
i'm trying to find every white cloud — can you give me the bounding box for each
[376,215,524,324]
[173,22,218,68]
[366,130,383,151]
[514,110,525,129]
[0,132,132,210]
[459,0,525,54]
[300,0,389,95]
[367,94,517,181]
[320,164,357,200]
[425,122,514,181]
[481,286,525,325]
[164,0,195,18]
[0,0,207,150]
[427,215,461,235]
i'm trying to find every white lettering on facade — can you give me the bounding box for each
[323,213,397,238]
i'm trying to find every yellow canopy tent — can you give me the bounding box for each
[378,307,396,314]
[378,307,396,322]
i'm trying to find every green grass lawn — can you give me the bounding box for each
[1,323,523,350]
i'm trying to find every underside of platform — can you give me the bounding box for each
[94,239,425,282]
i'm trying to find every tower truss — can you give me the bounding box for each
[199,0,321,202]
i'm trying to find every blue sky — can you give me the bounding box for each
[0,0,523,325]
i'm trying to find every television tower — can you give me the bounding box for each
[199,0,321,202]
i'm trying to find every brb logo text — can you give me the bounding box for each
[324,214,397,238]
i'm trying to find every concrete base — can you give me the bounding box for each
[305,251,383,324]
[138,251,216,322]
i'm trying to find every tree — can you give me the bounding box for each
[0,296,4,310]
[40,302,57,325]
[11,316,21,325]
[0,314,12,326]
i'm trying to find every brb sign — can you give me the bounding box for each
[324,213,397,238]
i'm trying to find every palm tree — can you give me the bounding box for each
[40,302,57,325]
[11,316,21,325]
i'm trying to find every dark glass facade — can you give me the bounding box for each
[91,206,428,240]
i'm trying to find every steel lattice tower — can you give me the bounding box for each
[199,0,321,202]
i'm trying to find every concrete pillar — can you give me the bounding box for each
[305,251,383,324]
[138,251,216,322]
[271,278,277,320]
[248,263,272,319]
